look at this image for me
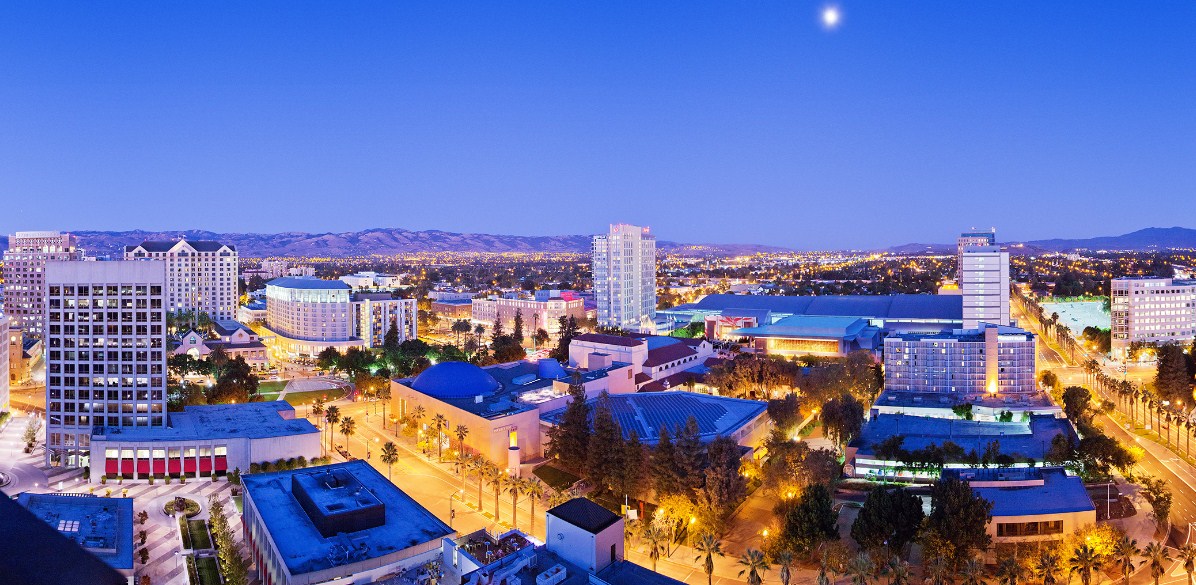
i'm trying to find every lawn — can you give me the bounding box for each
[178,517,192,549]
[256,380,289,397]
[231,495,243,514]
[188,519,213,550]
[283,388,341,406]
[194,556,222,585]
[533,464,580,492]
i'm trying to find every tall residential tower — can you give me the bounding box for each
[3,231,84,338]
[592,224,657,332]
[124,240,239,321]
[957,230,996,281]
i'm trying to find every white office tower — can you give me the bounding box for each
[3,231,84,338]
[592,224,657,332]
[44,261,168,468]
[124,240,238,321]
[960,245,1010,328]
[1110,277,1196,358]
[957,230,996,281]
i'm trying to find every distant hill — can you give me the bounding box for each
[18,228,789,258]
[886,227,1196,254]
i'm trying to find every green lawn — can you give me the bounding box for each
[533,464,580,492]
[178,517,192,549]
[256,380,289,396]
[185,557,200,585]
[194,556,222,585]
[188,520,213,550]
[232,495,243,514]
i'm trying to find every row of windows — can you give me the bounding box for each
[47,376,165,388]
[996,520,1063,537]
[104,446,227,459]
[48,325,164,337]
[49,285,163,296]
[50,389,164,400]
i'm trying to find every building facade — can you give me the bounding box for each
[957,230,996,281]
[471,294,585,335]
[353,293,417,348]
[265,278,417,358]
[124,240,239,321]
[3,231,84,338]
[884,324,1036,396]
[592,224,656,332]
[44,261,168,468]
[960,245,1010,328]
[1110,277,1196,358]
[0,314,9,414]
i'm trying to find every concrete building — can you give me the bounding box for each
[960,245,1010,328]
[124,239,239,321]
[592,224,657,332]
[471,293,585,335]
[44,261,168,468]
[242,460,454,585]
[883,324,1037,396]
[957,230,997,281]
[944,467,1096,562]
[546,498,624,574]
[339,271,404,291]
[238,299,267,324]
[259,260,290,278]
[88,401,319,481]
[731,315,882,358]
[1110,277,1196,358]
[3,231,84,338]
[0,314,8,414]
[264,278,416,358]
[391,359,635,469]
[7,323,42,386]
[431,298,473,321]
[17,493,134,584]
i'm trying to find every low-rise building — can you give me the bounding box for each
[173,320,269,370]
[568,333,715,390]
[238,299,267,324]
[339,271,404,291]
[16,493,134,584]
[431,298,473,321]
[242,460,455,585]
[884,324,1037,396]
[0,314,9,413]
[7,323,42,386]
[88,401,320,481]
[731,315,882,358]
[471,293,585,336]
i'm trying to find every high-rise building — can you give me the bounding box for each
[592,223,656,332]
[264,278,417,357]
[44,261,168,468]
[884,324,1037,395]
[960,245,1010,328]
[1110,277,1196,358]
[957,230,996,281]
[124,240,238,321]
[3,231,83,338]
[0,314,9,414]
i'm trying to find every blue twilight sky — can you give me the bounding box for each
[1,2,1194,250]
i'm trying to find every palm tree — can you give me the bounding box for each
[466,456,486,510]
[737,548,769,585]
[524,477,545,534]
[887,556,911,585]
[1069,544,1104,585]
[485,465,505,523]
[380,441,399,479]
[643,522,668,572]
[1111,535,1140,585]
[454,424,470,465]
[1146,542,1171,585]
[1179,543,1196,585]
[996,557,1024,585]
[693,534,724,585]
[960,557,984,585]
[924,556,951,585]
[378,385,391,428]
[846,552,874,585]
[312,398,326,454]
[775,550,795,585]
[432,414,448,461]
[1034,551,1061,585]
[339,416,356,454]
[505,475,523,528]
[325,405,341,454]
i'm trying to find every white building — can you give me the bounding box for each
[259,260,290,279]
[471,293,585,336]
[353,292,417,348]
[0,313,9,414]
[3,231,84,338]
[1110,277,1196,358]
[592,224,657,332]
[339,271,404,291]
[124,240,239,321]
[45,261,168,468]
[545,498,624,574]
[264,278,417,358]
[957,230,996,281]
[960,245,1010,328]
[883,324,1037,396]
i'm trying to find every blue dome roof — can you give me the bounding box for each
[409,361,501,399]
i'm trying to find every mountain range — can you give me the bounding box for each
[886,227,1196,254]
[33,228,789,258]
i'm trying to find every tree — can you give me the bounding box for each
[1156,343,1194,403]
[1069,544,1103,585]
[525,478,545,534]
[545,373,590,470]
[432,413,448,461]
[1178,543,1196,585]
[491,316,505,341]
[767,394,802,435]
[486,466,505,523]
[324,405,341,454]
[505,475,523,528]
[1140,475,1173,531]
[512,309,525,343]
[652,426,683,497]
[1062,386,1093,423]
[643,522,668,572]
[534,328,550,349]
[549,315,579,362]
[617,430,647,498]
[737,549,770,585]
[585,393,624,494]
[383,323,400,351]
[693,534,724,585]
[996,556,1024,585]
[1145,542,1171,585]
[923,476,993,569]
[699,435,749,532]
[339,416,356,452]
[776,484,838,554]
[850,485,924,555]
[846,552,875,585]
[454,424,470,459]
[821,393,865,452]
[1034,551,1061,585]
[23,418,42,447]
[208,494,249,585]
[1112,536,1140,585]
[316,347,341,372]
[380,442,399,479]
[673,416,704,493]
[775,550,795,585]
[1040,370,1059,390]
[960,558,984,585]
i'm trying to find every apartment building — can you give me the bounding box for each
[3,231,84,338]
[0,314,9,414]
[44,261,168,468]
[957,230,996,281]
[960,245,1010,328]
[884,323,1037,396]
[1110,277,1196,358]
[592,223,656,332]
[471,292,585,335]
[124,240,239,321]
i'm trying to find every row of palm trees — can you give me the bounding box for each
[1086,358,1196,457]
[1013,287,1080,365]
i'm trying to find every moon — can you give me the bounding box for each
[821,5,842,30]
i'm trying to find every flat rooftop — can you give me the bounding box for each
[540,391,767,445]
[885,324,1034,342]
[93,401,318,442]
[242,460,453,576]
[17,493,134,571]
[945,467,1095,516]
[670,293,964,322]
[852,413,1077,461]
[875,389,1057,410]
[267,276,350,290]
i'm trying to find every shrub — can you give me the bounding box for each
[100,475,107,485]
[165,476,172,485]
[286,457,297,470]
[275,458,288,471]
[249,462,261,474]
[297,456,308,468]
[147,476,154,485]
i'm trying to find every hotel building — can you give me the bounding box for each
[3,231,84,338]
[124,240,239,321]
[883,324,1036,396]
[0,314,9,414]
[957,230,996,281]
[1110,277,1196,358]
[960,245,1010,328]
[592,224,657,332]
[44,261,168,468]
[471,291,585,336]
[264,277,417,358]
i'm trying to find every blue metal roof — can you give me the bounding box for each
[93,401,318,441]
[945,467,1095,516]
[266,277,350,290]
[732,315,872,338]
[853,413,1077,461]
[540,391,767,445]
[680,293,963,321]
[408,361,502,399]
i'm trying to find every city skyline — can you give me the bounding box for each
[3,3,1195,248]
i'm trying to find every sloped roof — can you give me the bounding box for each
[126,240,233,253]
[643,343,698,367]
[683,293,963,321]
[572,333,644,348]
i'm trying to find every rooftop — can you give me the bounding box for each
[126,240,234,253]
[572,333,645,348]
[852,413,1078,461]
[547,498,621,534]
[643,342,698,367]
[17,493,134,571]
[885,324,1034,342]
[213,319,253,337]
[732,314,881,344]
[266,276,351,290]
[540,391,767,445]
[875,389,1058,410]
[241,461,453,576]
[431,298,473,306]
[93,401,318,441]
[673,293,964,322]
[944,467,1096,516]
[597,560,688,585]
[0,495,128,585]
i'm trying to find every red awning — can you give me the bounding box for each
[105,460,118,475]
[135,460,149,474]
[183,460,197,473]
[168,460,181,474]
[214,457,227,472]
[121,460,134,474]
[199,459,212,472]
